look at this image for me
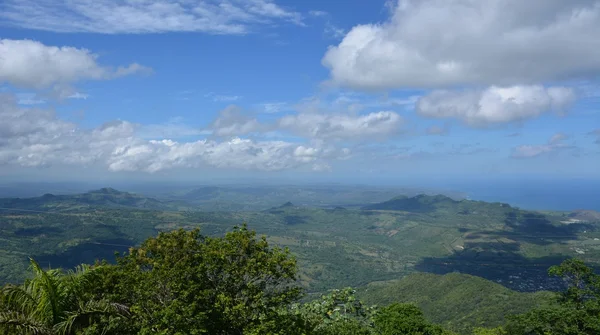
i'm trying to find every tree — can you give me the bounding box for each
[0,259,128,335]
[548,258,600,308]
[505,259,600,335]
[296,288,376,335]
[108,225,301,335]
[473,327,506,335]
[374,303,454,335]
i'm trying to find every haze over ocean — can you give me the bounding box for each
[457,179,600,211]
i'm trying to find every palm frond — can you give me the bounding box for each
[28,258,65,325]
[0,311,52,335]
[53,299,130,335]
[2,284,38,319]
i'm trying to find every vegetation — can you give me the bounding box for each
[0,227,456,334]
[360,273,555,333]
[1,226,599,334]
[1,190,600,333]
[0,259,127,334]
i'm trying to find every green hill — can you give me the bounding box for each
[0,188,175,211]
[359,272,556,334]
[362,194,461,212]
[362,194,513,215]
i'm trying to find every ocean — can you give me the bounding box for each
[455,179,600,212]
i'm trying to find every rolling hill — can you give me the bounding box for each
[0,188,176,211]
[359,272,556,334]
[0,190,599,296]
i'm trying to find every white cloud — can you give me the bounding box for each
[16,93,45,105]
[0,39,150,90]
[324,22,345,39]
[137,119,210,139]
[205,92,243,102]
[312,162,332,172]
[68,92,89,100]
[309,10,328,17]
[0,94,342,173]
[106,138,320,173]
[322,0,600,90]
[549,133,568,145]
[416,85,574,126]
[208,105,267,137]
[511,132,573,158]
[0,0,303,35]
[260,102,288,113]
[278,111,403,140]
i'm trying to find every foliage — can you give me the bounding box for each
[505,259,600,335]
[360,272,555,334]
[374,303,454,335]
[103,225,301,334]
[2,189,600,333]
[0,259,127,335]
[547,258,600,307]
[296,288,377,335]
[1,226,456,334]
[472,327,506,335]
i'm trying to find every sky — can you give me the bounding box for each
[0,0,599,184]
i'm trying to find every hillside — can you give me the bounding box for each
[0,188,175,211]
[155,184,466,211]
[359,272,556,334]
[1,191,599,294]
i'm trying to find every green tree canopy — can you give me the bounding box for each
[106,225,301,335]
[0,259,127,335]
[505,259,600,335]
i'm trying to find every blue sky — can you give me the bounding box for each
[0,0,599,183]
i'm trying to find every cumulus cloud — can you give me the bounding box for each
[511,132,573,158]
[549,133,569,145]
[260,102,288,114]
[0,94,341,173]
[137,118,210,139]
[322,0,600,90]
[278,111,403,140]
[15,93,45,105]
[416,85,574,126]
[0,0,303,34]
[208,106,267,137]
[0,39,150,90]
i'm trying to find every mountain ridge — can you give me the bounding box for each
[0,188,173,211]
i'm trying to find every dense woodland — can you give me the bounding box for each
[0,226,599,334]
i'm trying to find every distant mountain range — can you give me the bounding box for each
[0,188,175,211]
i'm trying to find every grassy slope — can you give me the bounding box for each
[359,272,556,334]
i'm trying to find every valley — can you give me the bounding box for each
[1,187,598,293]
[0,185,599,333]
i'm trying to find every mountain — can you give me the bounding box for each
[568,210,600,222]
[362,194,513,214]
[359,272,556,334]
[0,188,174,211]
[1,189,599,298]
[362,194,460,212]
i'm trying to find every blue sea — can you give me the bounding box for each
[455,179,600,212]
